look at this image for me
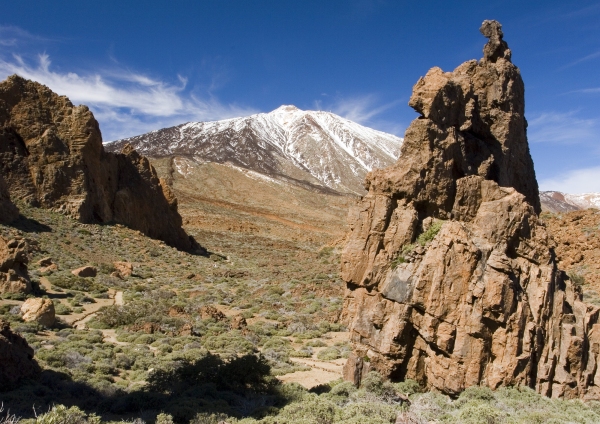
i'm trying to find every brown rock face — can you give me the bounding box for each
[0,235,31,294]
[0,75,197,251]
[0,320,40,387]
[341,21,599,399]
[0,173,19,223]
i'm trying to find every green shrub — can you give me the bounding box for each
[317,347,340,361]
[417,219,444,246]
[568,271,586,286]
[33,405,100,424]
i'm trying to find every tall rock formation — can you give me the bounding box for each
[341,21,600,399]
[0,235,31,294]
[0,75,196,250]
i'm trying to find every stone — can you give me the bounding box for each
[0,75,199,251]
[0,173,19,223]
[230,314,247,330]
[20,298,55,327]
[113,261,133,278]
[0,236,31,294]
[340,21,600,399]
[71,266,97,278]
[0,319,40,387]
[200,305,226,322]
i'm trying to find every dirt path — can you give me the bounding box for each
[276,332,349,389]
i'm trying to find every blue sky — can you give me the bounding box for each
[1,1,599,193]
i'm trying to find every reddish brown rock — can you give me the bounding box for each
[71,265,97,278]
[200,305,226,322]
[0,235,31,294]
[0,320,40,387]
[341,21,599,399]
[0,75,198,251]
[230,314,247,330]
[21,297,55,327]
[113,261,133,278]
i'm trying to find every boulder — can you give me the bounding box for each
[0,236,31,294]
[113,261,133,278]
[20,298,55,327]
[340,21,599,399]
[0,319,40,387]
[0,75,199,251]
[230,315,247,330]
[71,265,97,278]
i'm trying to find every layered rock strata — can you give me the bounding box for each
[341,21,600,399]
[0,75,196,250]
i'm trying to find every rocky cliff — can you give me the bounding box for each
[0,173,19,223]
[341,21,600,399]
[0,75,196,250]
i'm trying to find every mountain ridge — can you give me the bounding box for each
[105,105,403,195]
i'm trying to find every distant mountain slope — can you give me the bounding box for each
[540,191,600,213]
[105,105,403,194]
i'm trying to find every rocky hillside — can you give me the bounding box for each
[541,191,600,213]
[106,105,403,195]
[0,75,196,251]
[340,20,598,399]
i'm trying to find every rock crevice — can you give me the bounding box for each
[341,21,598,399]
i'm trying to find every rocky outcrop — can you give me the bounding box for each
[0,235,31,294]
[341,21,600,399]
[21,297,55,327]
[0,75,197,251]
[0,320,40,387]
[71,265,97,278]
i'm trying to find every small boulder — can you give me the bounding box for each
[230,315,247,330]
[71,266,97,278]
[37,257,53,267]
[200,305,226,322]
[113,261,133,278]
[20,298,55,327]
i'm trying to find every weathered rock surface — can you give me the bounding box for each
[113,261,133,278]
[71,265,97,278]
[0,319,40,387]
[341,21,599,399]
[0,75,197,251]
[21,297,55,327]
[0,235,31,294]
[0,173,19,223]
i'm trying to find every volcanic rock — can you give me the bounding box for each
[0,319,40,387]
[20,297,55,327]
[113,261,133,278]
[71,265,97,278]
[340,20,600,399]
[0,235,31,294]
[200,305,226,322]
[0,75,197,251]
[0,173,18,223]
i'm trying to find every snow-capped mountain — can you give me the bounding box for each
[105,105,403,194]
[540,191,600,213]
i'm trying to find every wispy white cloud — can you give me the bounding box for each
[0,27,257,141]
[570,87,600,94]
[315,94,405,136]
[539,166,600,193]
[527,111,599,144]
[559,51,600,70]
